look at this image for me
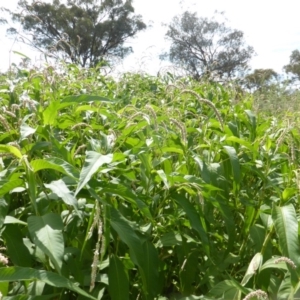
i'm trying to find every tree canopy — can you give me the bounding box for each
[162,11,255,80]
[5,0,146,67]
[284,49,300,82]
[244,68,278,90]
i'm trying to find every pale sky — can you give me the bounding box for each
[0,0,299,75]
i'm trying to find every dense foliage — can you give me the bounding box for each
[5,0,146,67]
[0,65,300,299]
[244,69,278,91]
[284,49,300,83]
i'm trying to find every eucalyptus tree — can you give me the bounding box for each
[162,11,255,80]
[244,68,278,91]
[4,0,146,67]
[284,49,300,82]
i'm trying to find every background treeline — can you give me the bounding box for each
[1,60,300,300]
[1,0,300,88]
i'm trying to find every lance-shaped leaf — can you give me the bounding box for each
[0,267,96,299]
[109,208,160,299]
[31,157,79,179]
[2,294,58,299]
[44,179,77,208]
[172,193,210,258]
[20,123,36,140]
[109,208,143,266]
[28,213,64,274]
[207,279,249,299]
[272,204,300,268]
[223,145,241,185]
[0,145,22,159]
[0,179,24,197]
[156,169,170,189]
[100,182,152,219]
[241,252,263,286]
[2,224,32,267]
[43,100,60,126]
[139,240,160,299]
[0,198,8,228]
[108,254,129,300]
[75,151,113,195]
[61,94,114,104]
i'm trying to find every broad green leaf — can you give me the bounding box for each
[4,216,27,226]
[156,169,169,189]
[172,193,210,258]
[241,252,263,286]
[245,110,257,140]
[0,179,24,197]
[177,297,202,300]
[3,295,59,299]
[241,206,255,236]
[193,156,221,185]
[49,137,73,162]
[249,224,267,253]
[100,183,152,219]
[211,196,236,254]
[225,136,254,151]
[272,204,300,268]
[75,151,113,195]
[282,188,297,202]
[260,257,290,272]
[0,198,8,228]
[26,166,38,215]
[223,145,241,184]
[207,279,249,299]
[179,251,198,294]
[121,123,148,137]
[2,224,32,267]
[75,104,102,113]
[139,240,160,299]
[31,159,65,173]
[30,141,52,153]
[161,147,183,154]
[0,281,8,298]
[20,123,36,140]
[292,281,300,300]
[0,145,22,159]
[276,274,295,300]
[61,95,114,104]
[109,208,159,298]
[31,158,79,179]
[44,179,77,208]
[138,152,153,183]
[158,232,182,247]
[28,214,64,274]
[109,208,143,266]
[0,267,96,299]
[108,255,129,300]
[43,101,60,125]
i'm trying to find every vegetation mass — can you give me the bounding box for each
[0,63,300,300]
[1,1,300,300]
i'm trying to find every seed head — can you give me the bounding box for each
[180,89,224,131]
[243,290,268,300]
[274,256,296,269]
[0,115,10,132]
[0,253,8,265]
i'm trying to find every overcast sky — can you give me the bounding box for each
[0,0,299,75]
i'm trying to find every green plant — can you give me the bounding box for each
[0,65,300,299]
